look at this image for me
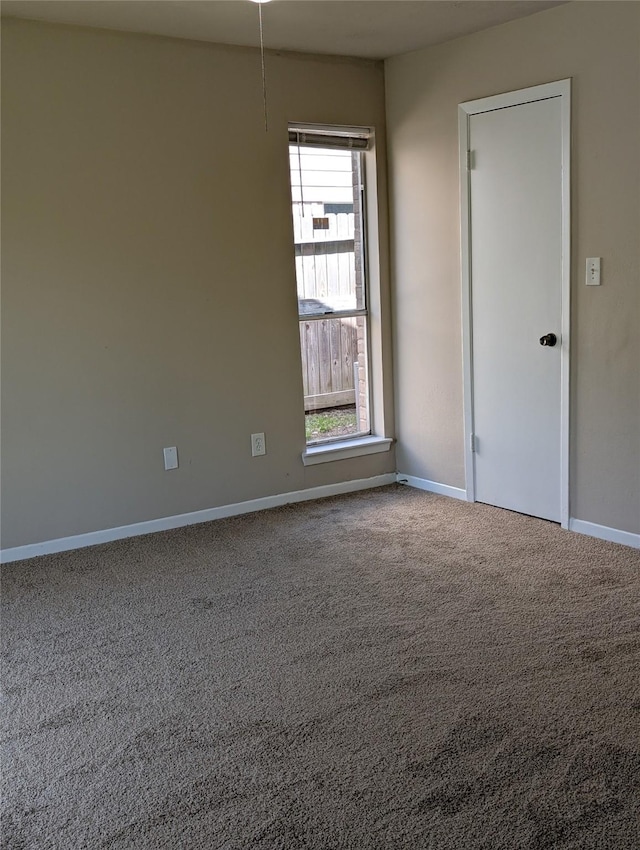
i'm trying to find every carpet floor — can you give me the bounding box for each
[2,485,640,849]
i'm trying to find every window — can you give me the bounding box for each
[289,125,374,451]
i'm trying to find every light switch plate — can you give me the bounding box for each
[586,257,601,286]
[163,446,178,470]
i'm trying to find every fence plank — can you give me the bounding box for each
[318,319,331,394]
[329,318,342,394]
[341,317,355,391]
[305,390,355,412]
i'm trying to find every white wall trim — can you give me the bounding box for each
[568,518,640,550]
[0,474,397,564]
[458,105,475,504]
[5,476,636,563]
[396,473,468,501]
[459,80,571,115]
[558,80,572,530]
[458,78,572,528]
[302,435,392,466]
[397,477,639,549]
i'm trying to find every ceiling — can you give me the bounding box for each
[1,0,566,60]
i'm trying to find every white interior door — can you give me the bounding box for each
[468,95,565,522]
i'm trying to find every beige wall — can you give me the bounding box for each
[1,19,395,549]
[386,1,640,534]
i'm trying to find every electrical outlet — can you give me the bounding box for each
[251,433,266,457]
[163,446,178,470]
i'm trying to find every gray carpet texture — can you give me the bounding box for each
[2,484,640,849]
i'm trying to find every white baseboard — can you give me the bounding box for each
[6,475,635,563]
[396,473,468,501]
[397,475,639,550]
[568,518,640,550]
[0,473,397,564]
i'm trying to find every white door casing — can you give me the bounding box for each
[459,81,571,526]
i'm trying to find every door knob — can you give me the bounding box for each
[539,333,557,347]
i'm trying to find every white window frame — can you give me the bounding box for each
[288,123,392,466]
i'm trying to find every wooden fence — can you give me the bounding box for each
[300,317,358,412]
[293,194,365,418]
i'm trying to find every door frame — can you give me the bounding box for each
[458,79,571,528]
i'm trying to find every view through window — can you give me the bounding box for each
[289,128,371,445]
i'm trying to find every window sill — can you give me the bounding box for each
[302,435,393,466]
